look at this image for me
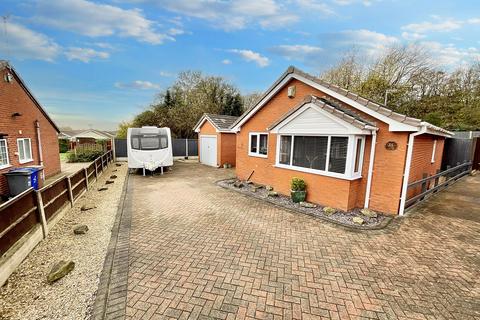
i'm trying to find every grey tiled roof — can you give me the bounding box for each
[268,95,377,131]
[232,66,424,129]
[205,114,239,130]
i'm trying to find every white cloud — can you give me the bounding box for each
[222,59,232,65]
[65,47,110,62]
[159,71,174,77]
[401,32,426,41]
[467,18,480,24]
[333,0,379,6]
[115,80,161,90]
[270,44,323,61]
[134,0,298,31]
[421,41,480,67]
[402,19,462,34]
[31,0,174,44]
[0,21,60,61]
[168,28,185,36]
[228,49,270,67]
[340,29,398,56]
[295,0,334,15]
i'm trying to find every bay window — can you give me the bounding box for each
[249,133,268,157]
[276,135,365,179]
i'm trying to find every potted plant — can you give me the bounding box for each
[290,177,307,203]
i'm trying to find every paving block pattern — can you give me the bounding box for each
[103,163,480,320]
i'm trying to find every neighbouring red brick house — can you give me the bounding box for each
[0,61,61,197]
[200,66,451,215]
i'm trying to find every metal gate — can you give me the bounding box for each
[114,138,127,158]
[114,138,198,159]
[172,139,198,157]
[441,138,476,169]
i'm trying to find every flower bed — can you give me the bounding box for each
[218,179,391,229]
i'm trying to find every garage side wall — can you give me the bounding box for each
[407,135,445,197]
[219,133,236,167]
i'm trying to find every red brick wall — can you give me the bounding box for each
[407,135,445,197]
[219,133,236,167]
[0,67,61,196]
[235,78,410,214]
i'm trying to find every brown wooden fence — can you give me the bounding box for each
[0,150,114,285]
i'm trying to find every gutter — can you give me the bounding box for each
[35,120,45,180]
[398,125,428,215]
[364,129,377,209]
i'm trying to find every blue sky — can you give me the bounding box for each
[1,0,479,130]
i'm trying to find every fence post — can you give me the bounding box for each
[35,191,48,238]
[420,173,428,201]
[101,154,105,172]
[94,160,98,180]
[67,177,74,207]
[84,168,89,190]
[185,139,189,159]
[433,169,441,192]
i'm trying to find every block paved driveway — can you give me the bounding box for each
[102,161,480,320]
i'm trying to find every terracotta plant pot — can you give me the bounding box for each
[291,190,306,203]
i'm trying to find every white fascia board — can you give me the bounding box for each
[297,75,418,132]
[425,128,451,138]
[233,73,419,133]
[193,117,216,133]
[271,103,371,135]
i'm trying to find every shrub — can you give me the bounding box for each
[58,139,69,153]
[291,177,306,191]
[66,150,103,163]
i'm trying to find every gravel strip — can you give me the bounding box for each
[218,179,388,228]
[0,163,128,320]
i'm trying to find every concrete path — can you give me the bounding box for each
[95,162,480,320]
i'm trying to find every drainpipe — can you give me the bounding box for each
[364,130,377,209]
[35,120,45,180]
[398,125,427,216]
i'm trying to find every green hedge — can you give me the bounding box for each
[59,139,69,153]
[66,150,104,163]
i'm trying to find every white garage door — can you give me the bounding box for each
[200,135,217,167]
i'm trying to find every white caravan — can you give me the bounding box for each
[127,127,173,175]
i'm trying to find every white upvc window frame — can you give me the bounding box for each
[353,136,366,175]
[248,132,269,158]
[431,139,437,163]
[275,134,366,180]
[0,138,10,169]
[17,138,33,164]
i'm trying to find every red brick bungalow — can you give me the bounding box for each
[229,67,451,215]
[0,61,61,197]
[194,113,238,168]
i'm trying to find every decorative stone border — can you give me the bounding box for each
[91,170,132,320]
[217,178,393,231]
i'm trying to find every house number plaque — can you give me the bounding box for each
[385,141,398,150]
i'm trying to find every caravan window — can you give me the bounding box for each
[131,134,168,150]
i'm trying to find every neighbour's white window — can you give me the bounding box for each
[431,139,437,163]
[249,133,268,157]
[276,135,365,179]
[0,139,9,168]
[17,138,33,164]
